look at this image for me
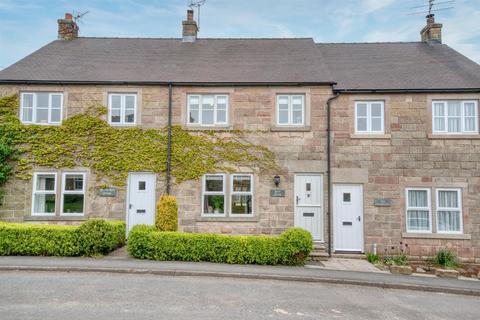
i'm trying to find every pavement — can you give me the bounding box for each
[1,271,479,320]
[0,248,479,297]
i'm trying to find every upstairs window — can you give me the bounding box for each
[277,95,305,126]
[432,101,478,134]
[21,92,63,125]
[187,94,228,126]
[355,101,384,133]
[108,93,137,125]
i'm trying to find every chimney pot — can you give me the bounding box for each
[420,14,442,43]
[187,9,194,21]
[65,12,73,20]
[182,9,198,42]
[58,12,79,40]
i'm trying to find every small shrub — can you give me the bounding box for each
[76,219,125,256]
[383,253,408,266]
[432,248,458,269]
[128,226,313,265]
[155,195,178,232]
[366,252,379,264]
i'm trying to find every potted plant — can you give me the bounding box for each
[211,195,224,214]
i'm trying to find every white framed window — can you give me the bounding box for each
[436,188,463,234]
[276,94,305,126]
[187,94,228,126]
[432,100,478,134]
[202,174,226,216]
[230,174,253,216]
[355,101,384,133]
[405,188,431,233]
[61,172,86,216]
[108,93,137,125]
[32,173,57,216]
[20,92,63,125]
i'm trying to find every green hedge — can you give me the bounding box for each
[127,226,313,265]
[0,219,125,257]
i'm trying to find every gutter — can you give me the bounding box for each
[326,90,340,257]
[333,88,480,94]
[166,83,173,195]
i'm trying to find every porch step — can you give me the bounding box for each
[332,253,366,260]
[308,242,329,262]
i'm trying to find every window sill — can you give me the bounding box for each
[24,216,88,222]
[270,126,311,132]
[402,232,471,240]
[350,133,391,139]
[427,134,480,139]
[184,125,233,131]
[196,216,259,222]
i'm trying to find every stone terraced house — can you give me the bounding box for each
[0,11,480,263]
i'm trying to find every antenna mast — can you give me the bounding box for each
[73,10,90,23]
[407,0,455,16]
[189,0,206,31]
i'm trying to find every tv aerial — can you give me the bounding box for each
[189,0,206,30]
[73,10,90,24]
[407,0,455,16]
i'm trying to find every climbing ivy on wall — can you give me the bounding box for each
[0,94,277,188]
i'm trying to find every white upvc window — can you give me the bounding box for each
[108,93,137,125]
[436,188,463,234]
[432,100,478,134]
[32,173,57,216]
[187,94,228,126]
[405,188,431,233]
[276,95,305,126]
[61,172,86,216]
[20,92,63,125]
[355,101,384,133]
[202,174,226,216]
[230,174,253,216]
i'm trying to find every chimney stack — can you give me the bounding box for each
[182,9,198,42]
[58,13,79,40]
[420,14,442,43]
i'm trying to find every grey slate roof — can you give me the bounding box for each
[0,38,332,84]
[316,42,480,91]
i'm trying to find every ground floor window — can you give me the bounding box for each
[202,174,253,217]
[405,187,463,234]
[32,171,86,216]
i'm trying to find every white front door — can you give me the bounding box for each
[294,174,323,241]
[333,184,364,252]
[127,172,156,233]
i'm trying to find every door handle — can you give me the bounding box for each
[296,196,300,205]
[357,216,361,222]
[129,204,133,209]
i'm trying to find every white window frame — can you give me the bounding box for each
[20,92,63,125]
[60,172,86,216]
[405,188,432,233]
[432,100,479,134]
[108,93,137,126]
[276,94,305,126]
[187,94,229,127]
[201,174,226,217]
[355,101,385,134]
[230,174,254,217]
[435,188,463,234]
[31,172,57,216]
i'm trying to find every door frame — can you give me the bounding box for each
[294,173,324,241]
[333,183,364,253]
[126,172,157,234]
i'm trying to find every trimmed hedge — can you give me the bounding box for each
[155,195,178,232]
[0,219,125,257]
[127,226,313,265]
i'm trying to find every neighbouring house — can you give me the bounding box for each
[0,11,479,263]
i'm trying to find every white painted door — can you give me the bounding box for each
[333,184,364,252]
[127,173,156,233]
[294,174,323,241]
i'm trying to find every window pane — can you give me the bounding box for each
[433,103,445,116]
[408,190,428,207]
[189,109,199,124]
[464,103,476,116]
[189,96,200,106]
[292,110,303,124]
[371,103,382,117]
[63,194,84,214]
[33,194,56,214]
[125,95,135,109]
[216,109,226,123]
[111,95,121,108]
[231,195,252,215]
[407,210,430,231]
[448,102,461,116]
[371,117,382,132]
[356,103,367,117]
[51,95,62,108]
[278,96,289,106]
[202,96,214,108]
[465,117,476,132]
[278,109,289,124]
[438,191,458,208]
[22,108,33,122]
[434,117,445,131]
[203,195,224,214]
[216,96,227,106]
[36,175,55,191]
[51,108,61,123]
[357,118,367,131]
[205,175,223,192]
[202,109,214,125]
[110,109,121,123]
[37,93,49,109]
[233,175,251,192]
[292,96,303,107]
[65,174,84,191]
[448,117,461,132]
[22,94,34,108]
[438,211,460,232]
[36,108,49,123]
[125,108,135,123]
